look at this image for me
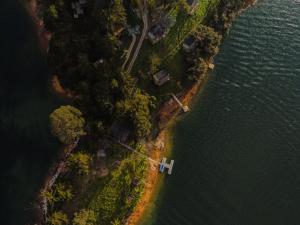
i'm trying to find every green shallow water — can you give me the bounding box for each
[145,0,300,225]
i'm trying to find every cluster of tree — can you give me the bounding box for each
[45,0,155,141]
[50,105,86,145]
[48,208,96,225]
[194,25,222,58]
[209,0,249,34]
[185,25,221,81]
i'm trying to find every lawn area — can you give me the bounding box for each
[133,0,220,101]
[159,0,220,62]
[86,147,147,225]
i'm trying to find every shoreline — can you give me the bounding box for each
[25,0,257,224]
[126,68,211,225]
[126,1,258,224]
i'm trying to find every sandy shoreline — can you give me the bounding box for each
[127,1,258,224]
[25,0,257,224]
[126,70,211,225]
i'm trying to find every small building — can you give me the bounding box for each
[182,35,197,53]
[153,70,170,86]
[148,24,167,44]
[111,122,130,143]
[186,0,199,14]
[148,16,176,44]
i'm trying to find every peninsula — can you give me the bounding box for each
[28,0,256,224]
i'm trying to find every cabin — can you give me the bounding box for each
[182,35,197,53]
[111,122,130,143]
[148,23,167,44]
[153,70,170,86]
[186,0,199,14]
[148,16,176,44]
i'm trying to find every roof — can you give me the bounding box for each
[111,123,130,143]
[148,24,166,41]
[153,70,170,86]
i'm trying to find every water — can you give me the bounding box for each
[0,0,61,224]
[146,0,300,225]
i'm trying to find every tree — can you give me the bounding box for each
[116,89,156,138]
[148,53,161,74]
[48,4,58,19]
[50,105,86,144]
[111,219,121,225]
[68,151,92,175]
[109,0,127,34]
[195,25,221,57]
[42,182,73,206]
[48,211,69,225]
[72,209,97,225]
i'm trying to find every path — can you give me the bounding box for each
[122,33,137,70]
[126,0,148,73]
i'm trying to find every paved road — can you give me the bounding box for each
[126,1,148,73]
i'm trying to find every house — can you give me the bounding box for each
[148,24,167,44]
[148,16,176,44]
[182,35,197,53]
[111,122,130,143]
[186,0,199,14]
[153,70,170,86]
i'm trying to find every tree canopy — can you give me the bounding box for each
[50,105,86,144]
[72,209,97,225]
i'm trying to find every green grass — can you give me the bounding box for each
[160,0,220,61]
[86,146,147,224]
[133,0,220,101]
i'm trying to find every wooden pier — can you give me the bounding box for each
[171,93,189,112]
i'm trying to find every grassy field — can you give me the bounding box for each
[133,0,220,102]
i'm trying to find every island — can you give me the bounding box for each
[27,0,256,224]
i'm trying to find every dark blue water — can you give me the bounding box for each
[146,0,300,225]
[0,1,61,224]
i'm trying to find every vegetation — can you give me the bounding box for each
[72,209,97,225]
[68,151,92,175]
[42,0,252,223]
[48,211,69,225]
[88,147,147,224]
[42,182,73,207]
[50,105,86,144]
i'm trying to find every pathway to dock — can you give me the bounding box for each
[171,93,190,112]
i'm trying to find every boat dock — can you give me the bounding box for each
[171,93,189,112]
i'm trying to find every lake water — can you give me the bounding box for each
[0,0,61,224]
[145,0,300,225]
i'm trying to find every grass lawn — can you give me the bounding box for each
[133,0,220,101]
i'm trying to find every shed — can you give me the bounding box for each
[111,122,130,143]
[153,70,170,86]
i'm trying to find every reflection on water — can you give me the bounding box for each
[146,0,300,225]
[0,0,61,224]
